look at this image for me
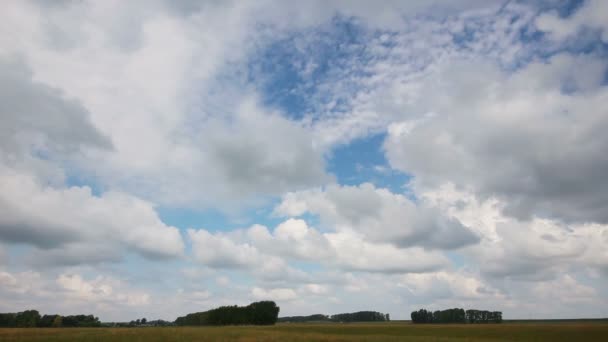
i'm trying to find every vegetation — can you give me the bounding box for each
[2,322,608,341]
[411,308,502,324]
[174,301,280,326]
[279,311,389,323]
[0,310,101,328]
[103,319,173,328]
[331,311,389,323]
[0,310,41,327]
[278,314,331,323]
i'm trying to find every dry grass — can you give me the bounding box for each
[1,322,607,341]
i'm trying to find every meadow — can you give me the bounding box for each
[1,322,607,341]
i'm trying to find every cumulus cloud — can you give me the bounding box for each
[422,184,608,280]
[57,274,151,306]
[188,229,265,269]
[275,183,479,249]
[0,270,155,319]
[199,99,330,200]
[246,219,334,261]
[0,58,112,156]
[398,271,503,301]
[326,232,449,273]
[190,218,449,274]
[0,166,184,264]
[252,287,297,301]
[187,227,311,283]
[384,54,608,224]
[0,1,331,210]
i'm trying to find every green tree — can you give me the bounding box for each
[15,310,40,327]
[52,315,63,328]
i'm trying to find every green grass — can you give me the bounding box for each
[1,322,607,341]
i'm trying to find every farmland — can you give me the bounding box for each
[1,321,607,341]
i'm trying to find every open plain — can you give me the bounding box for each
[1,322,607,342]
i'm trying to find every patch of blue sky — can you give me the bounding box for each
[158,199,306,234]
[33,148,106,197]
[248,16,372,121]
[158,207,235,232]
[64,172,104,197]
[510,0,606,66]
[529,0,585,17]
[289,260,324,274]
[532,30,608,61]
[326,133,410,195]
[445,251,467,269]
[292,212,321,230]
[4,245,32,271]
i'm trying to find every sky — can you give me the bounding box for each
[1,0,608,321]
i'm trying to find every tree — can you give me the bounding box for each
[0,313,16,327]
[39,315,57,328]
[141,318,147,325]
[412,308,487,324]
[175,301,280,326]
[52,315,63,328]
[330,311,388,323]
[15,310,40,327]
[278,314,330,323]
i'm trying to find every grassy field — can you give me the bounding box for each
[1,322,607,341]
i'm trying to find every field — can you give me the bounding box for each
[1,322,607,341]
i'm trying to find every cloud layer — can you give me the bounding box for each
[1,0,608,321]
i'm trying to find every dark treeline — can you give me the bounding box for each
[279,311,389,323]
[331,311,390,323]
[465,310,503,323]
[174,301,279,326]
[411,308,502,324]
[105,318,174,327]
[278,314,330,323]
[0,310,101,327]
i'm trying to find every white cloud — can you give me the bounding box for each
[0,1,331,210]
[536,0,608,43]
[398,271,503,301]
[300,283,329,295]
[531,275,596,304]
[326,232,449,273]
[252,287,298,301]
[0,270,154,319]
[0,57,111,158]
[0,165,184,264]
[190,218,449,274]
[307,2,536,148]
[275,183,478,249]
[421,184,608,280]
[1,0,608,321]
[384,54,608,224]
[247,219,334,261]
[188,228,264,269]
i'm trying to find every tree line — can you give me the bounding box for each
[1,306,501,327]
[278,311,389,323]
[174,301,280,326]
[411,308,502,324]
[331,311,389,323]
[0,310,101,327]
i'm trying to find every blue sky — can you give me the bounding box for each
[1,0,608,321]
